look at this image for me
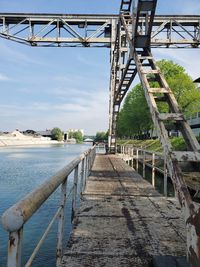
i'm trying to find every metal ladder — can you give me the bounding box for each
[134,46,200,267]
[120,0,132,12]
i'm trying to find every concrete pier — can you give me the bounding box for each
[61,154,187,267]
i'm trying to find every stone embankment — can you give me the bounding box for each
[0,130,60,147]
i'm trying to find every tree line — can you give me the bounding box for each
[117,60,200,138]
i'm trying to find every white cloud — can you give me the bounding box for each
[0,86,109,134]
[76,54,104,68]
[154,49,200,79]
[0,73,10,81]
[32,102,88,112]
[0,41,47,66]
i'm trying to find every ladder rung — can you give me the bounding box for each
[142,69,160,74]
[120,48,128,52]
[158,113,184,121]
[148,88,169,93]
[172,151,200,162]
[123,80,130,84]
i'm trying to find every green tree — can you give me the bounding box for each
[68,130,83,143]
[51,127,64,141]
[94,131,108,142]
[157,60,200,115]
[117,84,153,138]
[117,60,200,138]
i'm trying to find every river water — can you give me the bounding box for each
[0,143,91,267]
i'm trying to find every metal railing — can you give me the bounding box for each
[118,145,169,196]
[1,146,96,267]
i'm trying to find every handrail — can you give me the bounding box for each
[1,146,96,267]
[118,144,169,196]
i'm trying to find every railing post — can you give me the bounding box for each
[164,155,168,197]
[71,165,78,222]
[83,154,88,192]
[130,147,133,168]
[152,153,155,187]
[136,149,139,172]
[87,154,91,176]
[80,158,85,195]
[7,229,23,267]
[56,176,67,267]
[132,147,134,169]
[143,150,146,178]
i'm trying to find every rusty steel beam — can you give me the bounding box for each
[0,13,199,47]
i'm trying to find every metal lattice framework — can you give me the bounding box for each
[0,13,199,47]
[0,1,200,266]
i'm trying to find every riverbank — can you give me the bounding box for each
[0,130,61,147]
[0,139,61,147]
[117,136,200,151]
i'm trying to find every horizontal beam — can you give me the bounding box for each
[0,13,199,24]
[0,13,118,24]
[0,13,199,47]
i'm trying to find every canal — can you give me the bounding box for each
[0,143,91,267]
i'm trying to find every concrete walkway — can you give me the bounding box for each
[61,154,187,267]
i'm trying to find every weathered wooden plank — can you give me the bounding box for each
[61,155,186,267]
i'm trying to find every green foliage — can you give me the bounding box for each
[68,130,83,143]
[94,131,108,142]
[117,84,153,138]
[51,127,64,141]
[117,59,200,138]
[157,60,200,115]
[117,137,200,152]
[171,137,187,151]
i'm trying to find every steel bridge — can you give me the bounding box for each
[1,1,200,266]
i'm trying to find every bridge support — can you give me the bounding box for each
[109,0,200,265]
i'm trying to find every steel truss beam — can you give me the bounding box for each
[0,13,199,47]
[0,14,115,47]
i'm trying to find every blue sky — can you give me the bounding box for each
[0,0,200,134]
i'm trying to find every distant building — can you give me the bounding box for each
[36,130,52,138]
[22,129,38,136]
[187,112,200,137]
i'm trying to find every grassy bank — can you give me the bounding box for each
[117,136,200,152]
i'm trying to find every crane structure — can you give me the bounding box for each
[0,1,200,266]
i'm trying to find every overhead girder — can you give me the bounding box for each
[0,13,199,48]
